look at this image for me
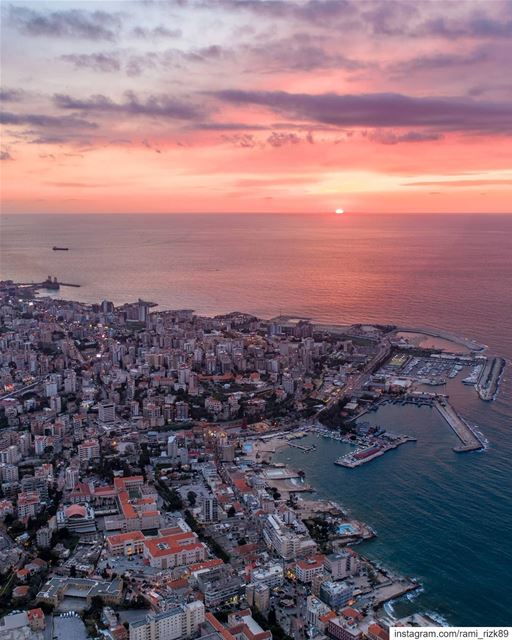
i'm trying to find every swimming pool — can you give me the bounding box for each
[337,523,357,535]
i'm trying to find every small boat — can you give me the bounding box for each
[52,246,69,251]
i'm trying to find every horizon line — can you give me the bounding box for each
[2,211,512,216]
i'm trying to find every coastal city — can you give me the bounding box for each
[0,280,505,640]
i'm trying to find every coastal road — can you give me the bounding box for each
[315,339,392,418]
[0,377,42,401]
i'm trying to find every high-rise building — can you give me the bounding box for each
[138,300,150,323]
[0,463,19,483]
[327,617,363,640]
[44,378,58,397]
[220,444,235,463]
[324,551,359,581]
[175,401,189,422]
[78,439,100,463]
[178,364,190,385]
[98,402,116,424]
[129,601,205,640]
[247,583,270,612]
[282,371,295,395]
[64,370,77,394]
[101,300,114,314]
[201,493,218,522]
[251,563,284,588]
[167,435,178,459]
[188,372,199,396]
[319,581,354,609]
[36,527,52,548]
[262,513,313,559]
[65,466,80,490]
[50,395,62,413]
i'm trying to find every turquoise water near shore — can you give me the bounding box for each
[275,387,512,625]
[1,213,511,623]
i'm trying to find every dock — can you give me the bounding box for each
[334,435,416,468]
[434,400,483,452]
[476,356,506,401]
[288,442,316,452]
[373,579,421,606]
[18,277,81,290]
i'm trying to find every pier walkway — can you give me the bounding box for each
[288,442,316,452]
[477,356,506,401]
[434,400,483,452]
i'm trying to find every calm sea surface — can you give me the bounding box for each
[1,213,511,624]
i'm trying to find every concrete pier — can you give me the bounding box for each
[434,400,483,452]
[373,579,420,606]
[477,356,506,401]
[288,442,316,452]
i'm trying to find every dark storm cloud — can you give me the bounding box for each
[9,5,122,41]
[53,91,204,120]
[60,53,121,73]
[211,90,512,133]
[0,111,98,129]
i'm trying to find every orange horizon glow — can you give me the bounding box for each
[1,1,512,215]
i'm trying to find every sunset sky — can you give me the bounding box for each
[1,0,511,214]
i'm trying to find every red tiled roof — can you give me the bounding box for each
[107,531,145,546]
[341,607,363,621]
[368,624,388,640]
[144,532,201,558]
[189,558,224,572]
[319,612,336,623]
[205,613,237,640]
[28,608,45,622]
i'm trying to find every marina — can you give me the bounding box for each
[334,435,417,468]
[462,362,484,385]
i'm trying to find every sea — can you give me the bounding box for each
[1,212,511,625]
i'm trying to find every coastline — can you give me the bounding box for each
[2,283,510,624]
[255,433,427,621]
[8,279,488,360]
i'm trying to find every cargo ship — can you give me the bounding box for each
[52,246,69,251]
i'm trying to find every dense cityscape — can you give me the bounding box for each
[1,0,511,632]
[0,280,504,639]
